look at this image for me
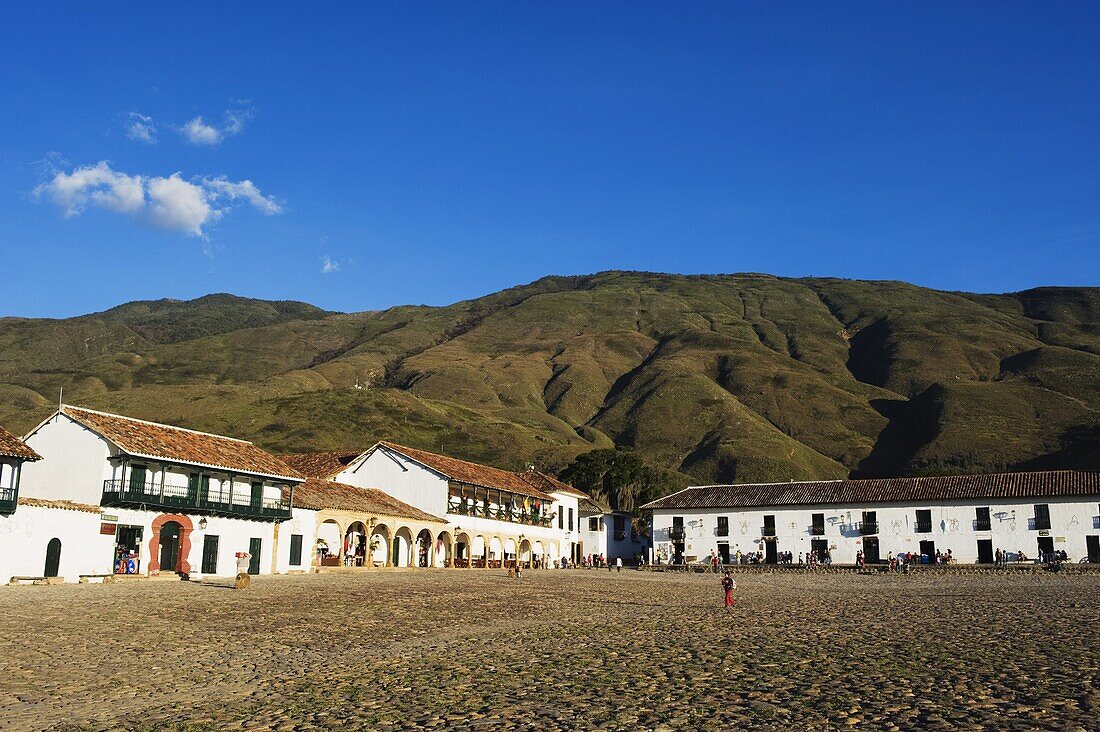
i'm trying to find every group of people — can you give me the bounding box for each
[578,554,625,572]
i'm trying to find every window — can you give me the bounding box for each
[289,534,303,567]
[811,513,825,536]
[975,507,991,532]
[762,515,776,536]
[568,507,574,531]
[670,516,684,541]
[251,481,264,508]
[558,508,564,530]
[861,510,878,534]
[716,516,729,537]
[588,516,600,532]
[915,509,932,534]
[1033,504,1051,531]
[613,515,626,541]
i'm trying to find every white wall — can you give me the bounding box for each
[341,449,449,517]
[578,512,645,561]
[275,508,318,573]
[651,496,1100,564]
[20,413,113,504]
[0,505,114,583]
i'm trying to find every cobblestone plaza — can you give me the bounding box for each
[1,570,1097,731]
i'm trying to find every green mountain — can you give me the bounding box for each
[2,273,1098,503]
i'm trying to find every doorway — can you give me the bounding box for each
[44,538,62,577]
[863,537,880,564]
[976,539,993,564]
[159,521,182,572]
[764,540,778,564]
[1086,535,1099,563]
[717,542,730,564]
[201,535,220,574]
[248,537,262,574]
[919,539,936,562]
[811,538,828,563]
[1036,536,1054,562]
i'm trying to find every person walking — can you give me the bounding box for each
[616,557,623,573]
[721,571,736,610]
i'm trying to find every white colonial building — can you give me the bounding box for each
[643,471,1100,566]
[578,497,649,564]
[11,405,305,583]
[282,442,588,568]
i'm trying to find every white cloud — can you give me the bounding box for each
[147,174,219,236]
[34,161,144,217]
[321,256,341,274]
[203,176,282,215]
[181,116,222,146]
[126,112,156,144]
[179,108,252,146]
[35,161,282,238]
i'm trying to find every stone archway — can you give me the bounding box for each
[519,538,532,568]
[149,514,194,574]
[455,532,472,567]
[393,526,415,567]
[416,528,434,567]
[434,530,454,567]
[316,519,342,566]
[370,523,391,567]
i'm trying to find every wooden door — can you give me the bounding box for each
[248,537,262,574]
[44,538,62,577]
[864,537,880,564]
[976,539,993,564]
[1086,536,1099,563]
[201,535,220,574]
[159,521,181,572]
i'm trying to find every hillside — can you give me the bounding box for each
[2,273,1098,503]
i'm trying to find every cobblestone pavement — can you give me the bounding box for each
[0,570,1097,731]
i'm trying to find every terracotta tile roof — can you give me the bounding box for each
[0,425,40,461]
[278,451,361,480]
[641,470,1100,511]
[18,497,101,513]
[376,442,554,500]
[60,405,303,482]
[292,478,444,523]
[519,470,591,500]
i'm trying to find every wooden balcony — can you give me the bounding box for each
[0,486,16,515]
[447,500,554,528]
[102,479,291,521]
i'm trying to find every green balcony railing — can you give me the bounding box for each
[0,486,16,514]
[102,479,291,520]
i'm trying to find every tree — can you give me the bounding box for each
[559,447,669,512]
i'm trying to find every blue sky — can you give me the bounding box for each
[2,3,1098,318]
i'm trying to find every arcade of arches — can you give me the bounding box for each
[313,510,565,569]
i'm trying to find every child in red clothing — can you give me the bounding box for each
[721,571,736,609]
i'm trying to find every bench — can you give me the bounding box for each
[7,576,64,586]
[78,574,115,584]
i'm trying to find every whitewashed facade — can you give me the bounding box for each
[643,472,1100,566]
[13,406,304,582]
[303,443,585,567]
[578,510,649,563]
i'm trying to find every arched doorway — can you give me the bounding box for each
[370,524,391,567]
[472,535,487,567]
[416,529,433,567]
[434,531,453,567]
[44,538,62,577]
[159,521,182,572]
[533,540,545,568]
[455,532,472,567]
[393,527,414,567]
[316,519,342,566]
[519,539,532,568]
[345,521,368,566]
[504,538,517,567]
[489,537,503,567]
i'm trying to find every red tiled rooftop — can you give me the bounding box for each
[292,478,444,523]
[278,451,361,480]
[377,442,554,499]
[0,425,40,461]
[60,406,302,482]
[641,470,1100,511]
